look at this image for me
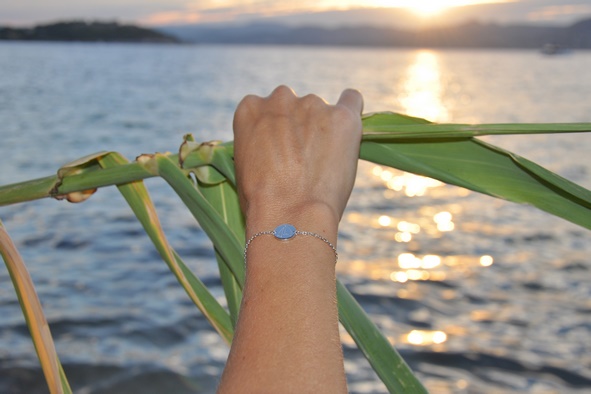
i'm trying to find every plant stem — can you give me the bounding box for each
[0,161,155,206]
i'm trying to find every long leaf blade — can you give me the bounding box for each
[97,153,234,343]
[0,220,72,394]
[360,115,591,230]
[198,181,245,328]
[155,154,246,286]
[362,112,591,139]
[337,280,427,393]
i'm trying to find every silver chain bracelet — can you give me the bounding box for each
[244,224,338,265]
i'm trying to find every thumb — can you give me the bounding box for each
[336,89,364,115]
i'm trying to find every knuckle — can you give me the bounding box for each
[235,94,260,118]
[300,93,326,108]
[270,85,296,100]
[332,106,362,131]
[333,104,354,119]
[263,85,297,112]
[238,94,260,109]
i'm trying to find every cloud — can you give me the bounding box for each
[137,0,516,26]
[3,0,591,27]
[140,11,203,25]
[138,0,588,27]
[1,1,182,25]
[139,1,320,25]
[527,4,591,21]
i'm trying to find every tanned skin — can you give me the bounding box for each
[218,85,363,393]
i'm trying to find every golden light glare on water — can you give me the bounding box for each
[406,329,448,345]
[372,165,444,197]
[349,161,498,287]
[434,211,455,232]
[378,215,392,227]
[480,255,494,267]
[399,50,450,122]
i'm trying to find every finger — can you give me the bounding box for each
[336,89,363,114]
[301,93,328,109]
[233,94,261,133]
[268,85,297,100]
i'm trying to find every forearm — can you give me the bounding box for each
[218,205,347,393]
[219,86,362,393]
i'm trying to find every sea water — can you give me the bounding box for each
[1,42,590,393]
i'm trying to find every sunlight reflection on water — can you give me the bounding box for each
[400,50,451,122]
[340,152,591,392]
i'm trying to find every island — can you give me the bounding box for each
[0,21,179,43]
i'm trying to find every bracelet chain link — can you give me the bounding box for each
[244,224,338,265]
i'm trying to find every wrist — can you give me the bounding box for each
[245,200,339,245]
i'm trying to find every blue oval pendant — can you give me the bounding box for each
[274,224,296,240]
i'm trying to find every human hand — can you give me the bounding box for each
[233,85,364,233]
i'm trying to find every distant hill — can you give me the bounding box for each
[0,21,179,43]
[160,18,591,49]
[4,18,590,49]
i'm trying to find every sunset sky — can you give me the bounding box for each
[2,0,591,28]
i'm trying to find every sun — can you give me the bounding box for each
[407,1,449,16]
[366,0,509,18]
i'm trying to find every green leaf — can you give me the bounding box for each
[198,179,245,328]
[337,281,427,393]
[97,153,234,343]
[360,114,591,230]
[179,139,245,325]
[155,154,246,287]
[363,112,591,139]
[0,220,72,394]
